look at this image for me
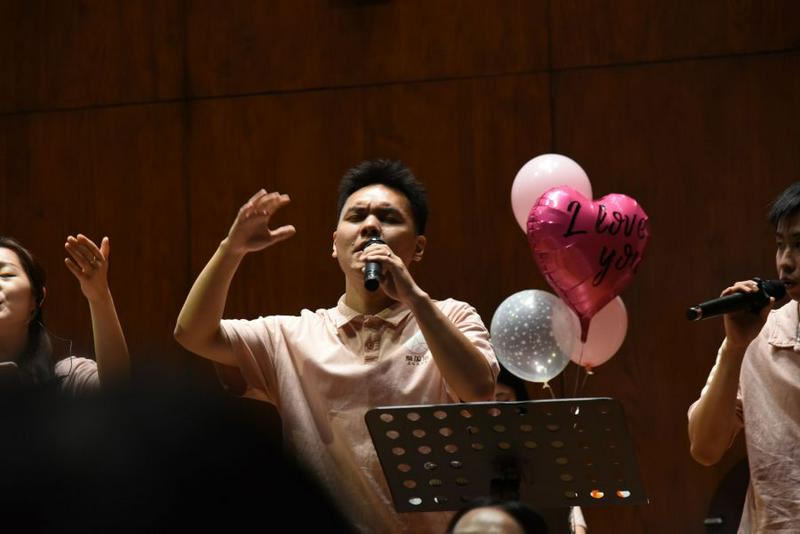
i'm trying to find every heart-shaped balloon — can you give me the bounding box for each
[527,186,650,341]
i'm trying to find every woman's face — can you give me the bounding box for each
[494,383,517,402]
[0,247,37,336]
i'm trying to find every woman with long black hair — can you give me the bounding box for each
[0,234,129,394]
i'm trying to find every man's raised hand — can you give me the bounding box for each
[225,190,296,255]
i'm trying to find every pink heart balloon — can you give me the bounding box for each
[527,186,650,342]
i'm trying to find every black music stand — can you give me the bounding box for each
[366,397,646,523]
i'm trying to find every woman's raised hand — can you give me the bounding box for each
[64,234,112,303]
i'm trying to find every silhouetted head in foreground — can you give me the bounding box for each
[447,497,549,534]
[0,375,353,533]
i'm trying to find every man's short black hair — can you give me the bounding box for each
[768,182,800,227]
[336,159,428,235]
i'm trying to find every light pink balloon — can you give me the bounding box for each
[511,154,592,232]
[569,297,628,369]
[527,186,650,341]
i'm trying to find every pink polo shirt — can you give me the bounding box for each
[220,296,498,533]
[690,301,800,532]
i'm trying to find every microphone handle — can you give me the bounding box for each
[686,289,769,321]
[364,262,381,292]
[363,237,386,292]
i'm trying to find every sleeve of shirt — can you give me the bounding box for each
[218,317,281,405]
[55,356,100,396]
[687,338,745,439]
[438,299,500,400]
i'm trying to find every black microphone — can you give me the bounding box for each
[363,236,385,292]
[686,278,786,321]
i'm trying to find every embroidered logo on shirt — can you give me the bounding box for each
[404,333,429,366]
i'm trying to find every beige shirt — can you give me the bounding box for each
[220,297,498,534]
[55,356,99,396]
[691,302,800,532]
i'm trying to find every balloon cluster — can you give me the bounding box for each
[492,154,650,384]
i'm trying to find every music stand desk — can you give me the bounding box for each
[366,397,647,513]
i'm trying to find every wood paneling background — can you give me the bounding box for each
[1,2,798,532]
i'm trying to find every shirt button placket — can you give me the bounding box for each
[363,317,381,361]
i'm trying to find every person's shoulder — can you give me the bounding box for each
[223,310,331,343]
[306,306,333,317]
[224,312,306,328]
[433,297,473,308]
[432,298,486,323]
[764,299,797,330]
[55,356,100,396]
[769,299,796,318]
[54,356,97,377]
[755,300,798,348]
[259,308,334,330]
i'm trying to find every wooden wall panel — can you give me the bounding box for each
[0,0,184,113]
[552,53,800,533]
[0,104,189,371]
[188,75,550,330]
[551,0,800,69]
[188,90,365,319]
[186,0,548,97]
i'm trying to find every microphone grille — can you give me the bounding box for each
[762,279,787,300]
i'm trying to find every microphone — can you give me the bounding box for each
[686,278,786,321]
[363,236,385,292]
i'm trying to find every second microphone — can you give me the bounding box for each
[686,278,786,321]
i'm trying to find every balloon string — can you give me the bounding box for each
[580,366,593,394]
[541,381,556,399]
[573,342,586,398]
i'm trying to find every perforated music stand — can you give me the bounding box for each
[365,397,647,513]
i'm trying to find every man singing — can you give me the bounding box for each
[688,183,800,532]
[175,159,498,533]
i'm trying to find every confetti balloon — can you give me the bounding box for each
[490,290,576,383]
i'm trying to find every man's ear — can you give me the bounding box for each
[331,231,338,258]
[413,235,426,262]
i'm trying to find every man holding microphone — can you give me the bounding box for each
[688,183,800,532]
[175,159,497,533]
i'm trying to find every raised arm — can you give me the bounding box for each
[174,190,295,366]
[688,279,772,465]
[64,235,130,386]
[408,294,496,401]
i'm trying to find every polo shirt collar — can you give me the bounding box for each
[767,300,800,351]
[333,295,412,329]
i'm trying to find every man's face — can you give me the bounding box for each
[776,211,800,301]
[332,184,425,281]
